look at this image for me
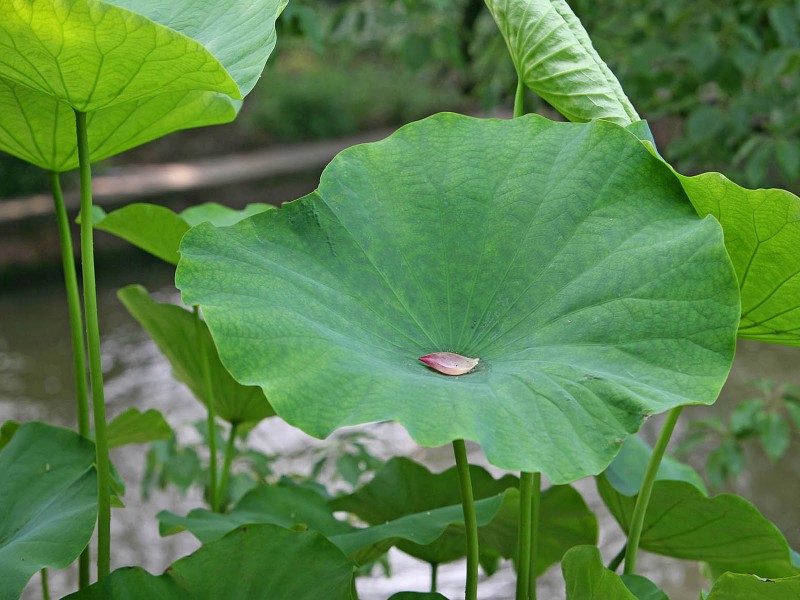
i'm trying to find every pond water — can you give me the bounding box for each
[2,255,799,600]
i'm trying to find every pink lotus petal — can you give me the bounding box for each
[419,352,479,376]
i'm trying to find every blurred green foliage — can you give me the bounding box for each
[571,0,800,190]
[143,420,384,507]
[676,379,800,489]
[246,43,467,141]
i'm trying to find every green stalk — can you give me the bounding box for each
[528,472,540,600]
[40,569,50,600]
[430,563,438,593]
[515,472,533,600]
[514,77,525,119]
[607,543,627,572]
[453,439,479,600]
[75,109,111,579]
[50,172,90,436]
[216,422,239,511]
[193,307,219,511]
[624,407,683,575]
[49,171,91,587]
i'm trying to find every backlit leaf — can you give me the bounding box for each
[485,0,638,124]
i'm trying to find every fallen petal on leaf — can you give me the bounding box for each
[419,352,480,376]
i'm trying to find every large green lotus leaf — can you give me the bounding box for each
[675,171,800,346]
[118,284,275,425]
[562,546,637,600]
[106,408,172,448]
[91,202,275,265]
[107,0,287,97]
[706,573,800,600]
[176,113,740,482]
[0,0,237,111]
[0,422,97,600]
[484,0,638,125]
[602,435,707,496]
[0,77,238,171]
[597,476,799,578]
[0,0,285,170]
[64,524,356,600]
[156,479,510,567]
[330,457,596,571]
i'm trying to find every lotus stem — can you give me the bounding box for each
[516,472,533,600]
[217,422,239,511]
[49,171,91,587]
[430,562,438,593]
[608,543,627,572]
[529,472,541,600]
[453,439,479,600]
[624,407,683,575]
[193,307,219,511]
[40,568,50,600]
[75,109,112,580]
[514,77,525,119]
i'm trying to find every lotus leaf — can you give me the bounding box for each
[64,524,355,600]
[0,422,97,600]
[177,113,740,482]
[0,0,284,170]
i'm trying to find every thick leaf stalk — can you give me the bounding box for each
[516,472,533,599]
[49,171,91,587]
[514,77,525,119]
[453,439,479,600]
[624,407,683,574]
[217,423,239,511]
[529,471,541,600]
[75,109,112,579]
[194,307,219,511]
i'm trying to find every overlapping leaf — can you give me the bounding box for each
[156,480,512,567]
[64,524,356,600]
[0,422,97,600]
[118,284,275,425]
[0,0,284,170]
[675,172,800,346]
[598,439,798,578]
[706,573,800,599]
[601,435,707,496]
[562,546,637,600]
[92,202,273,265]
[106,408,172,448]
[484,0,638,124]
[331,457,597,571]
[177,113,740,482]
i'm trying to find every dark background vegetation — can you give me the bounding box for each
[1,0,797,194]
